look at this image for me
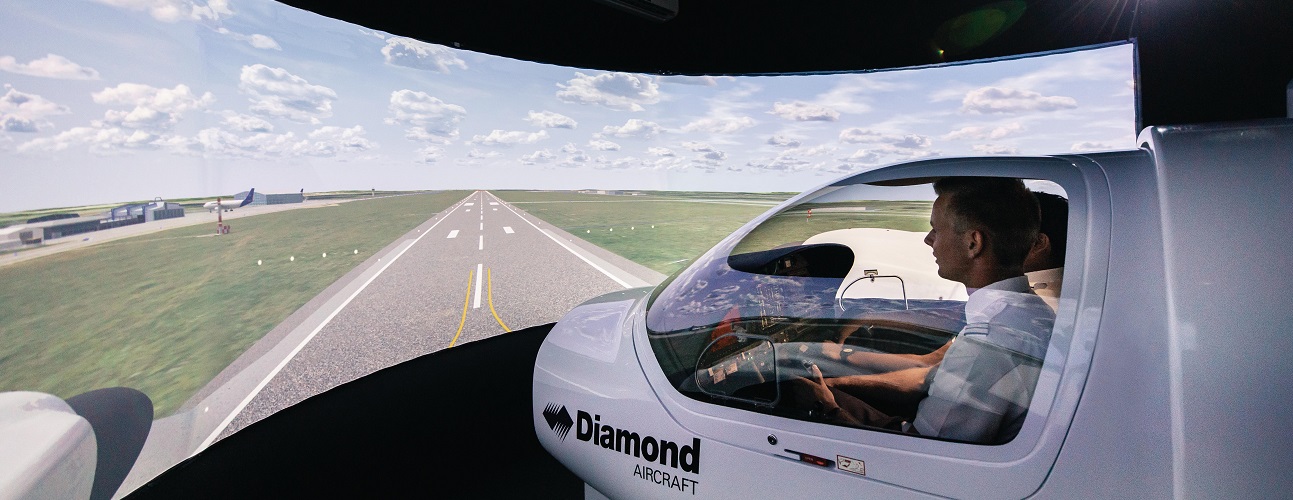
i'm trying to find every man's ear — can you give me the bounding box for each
[1027,233,1051,263]
[964,229,984,259]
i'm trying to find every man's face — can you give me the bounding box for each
[925,195,971,283]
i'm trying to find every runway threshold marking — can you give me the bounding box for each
[198,197,469,453]
[487,268,511,332]
[450,268,473,348]
[473,263,483,309]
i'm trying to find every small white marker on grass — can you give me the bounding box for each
[257,260,262,266]
[290,256,295,262]
[354,249,358,254]
[322,253,327,258]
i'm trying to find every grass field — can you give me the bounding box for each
[0,191,468,416]
[495,191,794,274]
[496,191,934,274]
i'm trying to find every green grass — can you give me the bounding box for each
[495,191,792,274]
[733,200,934,254]
[0,191,468,416]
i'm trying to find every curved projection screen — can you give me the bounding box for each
[0,0,1133,495]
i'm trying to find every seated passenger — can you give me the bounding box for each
[1025,192,1067,311]
[791,177,1056,443]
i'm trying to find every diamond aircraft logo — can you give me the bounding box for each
[543,403,574,441]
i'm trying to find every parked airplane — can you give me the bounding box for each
[202,189,255,213]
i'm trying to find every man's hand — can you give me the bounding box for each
[788,365,844,419]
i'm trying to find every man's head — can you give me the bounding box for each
[925,177,1040,286]
[1023,192,1069,272]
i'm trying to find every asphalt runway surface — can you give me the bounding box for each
[217,191,655,436]
[117,191,667,493]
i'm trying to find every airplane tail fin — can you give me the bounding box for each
[239,188,255,207]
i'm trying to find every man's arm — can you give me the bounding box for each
[820,339,952,372]
[825,365,934,407]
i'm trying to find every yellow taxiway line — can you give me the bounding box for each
[449,269,473,347]
[487,268,511,332]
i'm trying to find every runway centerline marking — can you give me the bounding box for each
[447,230,459,239]
[487,268,511,332]
[503,226,514,234]
[450,268,473,347]
[473,263,483,309]
[198,196,469,454]
[478,234,483,250]
[479,222,483,230]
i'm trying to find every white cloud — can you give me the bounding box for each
[837,128,938,162]
[798,143,838,157]
[382,37,467,73]
[682,141,716,153]
[186,128,304,158]
[468,148,503,159]
[559,142,581,154]
[813,75,905,114]
[961,87,1077,114]
[386,89,466,142]
[767,135,801,148]
[838,128,932,148]
[0,54,100,80]
[0,85,70,133]
[682,116,756,134]
[995,49,1131,92]
[519,149,556,165]
[971,144,1020,155]
[647,147,675,157]
[1070,141,1116,152]
[416,146,443,163]
[701,150,726,161]
[843,149,883,165]
[556,72,660,111]
[91,0,232,22]
[215,28,281,50]
[588,138,621,151]
[769,101,839,122]
[659,75,723,86]
[601,119,662,139]
[525,110,577,129]
[944,122,1024,140]
[19,126,167,154]
[239,64,336,124]
[306,126,375,156]
[93,83,214,130]
[469,129,549,146]
[220,111,273,132]
[181,125,374,159]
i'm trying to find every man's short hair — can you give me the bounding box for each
[932,177,1040,268]
[1033,191,1069,268]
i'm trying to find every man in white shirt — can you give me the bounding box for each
[794,177,1056,444]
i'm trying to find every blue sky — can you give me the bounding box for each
[0,0,1134,212]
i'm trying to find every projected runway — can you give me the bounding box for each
[205,191,662,440]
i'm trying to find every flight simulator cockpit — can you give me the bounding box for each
[645,178,1060,444]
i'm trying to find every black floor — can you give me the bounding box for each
[128,323,581,499]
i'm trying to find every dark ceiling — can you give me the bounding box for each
[280,0,1293,128]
